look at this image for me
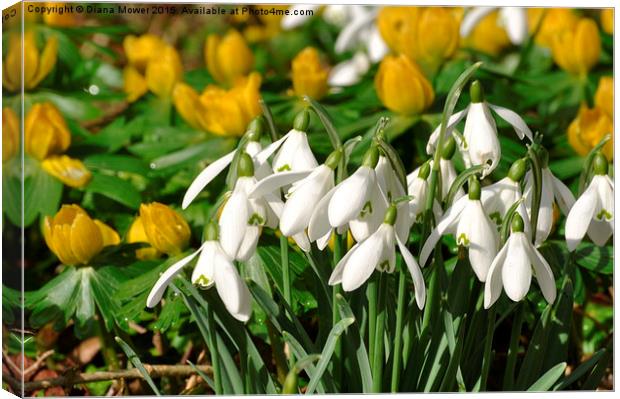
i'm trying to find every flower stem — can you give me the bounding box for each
[95,310,119,371]
[332,233,343,385]
[367,277,378,369]
[390,269,407,392]
[479,305,497,391]
[372,273,387,393]
[527,146,543,243]
[502,303,524,390]
[206,304,222,394]
[280,235,291,308]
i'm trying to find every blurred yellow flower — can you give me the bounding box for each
[462,11,511,56]
[41,155,91,188]
[205,30,254,86]
[291,47,329,100]
[378,7,460,75]
[527,8,578,48]
[25,103,71,161]
[43,204,120,265]
[127,216,161,260]
[601,9,613,34]
[551,18,601,76]
[568,105,613,160]
[3,107,19,163]
[43,3,77,27]
[139,202,191,255]
[2,30,58,92]
[375,54,434,116]
[173,72,262,137]
[123,34,183,102]
[595,76,613,118]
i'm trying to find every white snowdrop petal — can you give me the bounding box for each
[524,234,556,304]
[182,150,236,209]
[236,226,260,261]
[501,236,532,302]
[308,185,338,242]
[334,12,374,53]
[460,6,495,37]
[147,248,202,307]
[349,181,387,242]
[214,254,252,322]
[420,195,468,266]
[249,170,312,199]
[367,26,389,63]
[191,241,218,288]
[427,108,469,155]
[219,187,249,259]
[328,58,364,86]
[281,5,319,29]
[329,242,361,286]
[328,167,374,228]
[316,230,333,251]
[484,240,509,309]
[458,201,499,282]
[255,131,292,165]
[565,183,598,251]
[549,170,575,214]
[499,7,528,45]
[396,235,426,309]
[341,227,386,291]
[586,219,613,246]
[489,103,533,141]
[292,231,311,252]
[595,175,614,221]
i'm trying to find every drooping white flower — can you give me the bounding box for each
[426,81,533,177]
[484,214,556,308]
[524,165,575,246]
[406,162,443,222]
[420,178,499,282]
[271,126,318,173]
[146,224,252,322]
[328,52,371,87]
[219,154,277,261]
[328,205,426,309]
[565,155,614,251]
[460,7,528,46]
[374,155,412,238]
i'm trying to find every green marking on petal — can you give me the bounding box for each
[277,164,291,172]
[378,260,390,272]
[194,275,211,289]
[457,233,470,246]
[359,201,373,218]
[596,209,613,221]
[248,213,265,225]
[489,212,502,226]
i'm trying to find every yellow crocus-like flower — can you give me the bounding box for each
[291,47,329,100]
[43,3,77,27]
[3,108,19,163]
[205,30,254,86]
[41,155,91,188]
[122,34,183,102]
[173,72,262,137]
[595,76,613,119]
[462,11,511,56]
[2,30,58,92]
[43,205,120,265]
[601,9,613,35]
[25,103,71,161]
[374,54,434,116]
[551,18,601,76]
[568,105,613,160]
[139,202,191,255]
[527,8,578,48]
[127,216,161,260]
[377,7,419,55]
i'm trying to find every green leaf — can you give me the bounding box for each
[27,91,103,121]
[115,336,161,395]
[305,96,342,149]
[553,348,606,390]
[187,360,215,391]
[527,362,567,391]
[23,160,62,226]
[86,172,142,209]
[305,317,355,394]
[84,154,150,176]
[444,165,484,207]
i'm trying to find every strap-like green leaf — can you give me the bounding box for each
[527,362,567,391]
[114,336,161,395]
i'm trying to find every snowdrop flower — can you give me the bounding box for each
[219,153,276,261]
[412,136,464,202]
[523,149,575,246]
[375,154,412,237]
[308,145,390,247]
[406,162,442,223]
[426,81,533,177]
[329,205,426,309]
[461,7,528,46]
[271,111,318,173]
[249,149,341,238]
[146,222,252,322]
[420,178,499,282]
[484,214,556,308]
[565,153,614,250]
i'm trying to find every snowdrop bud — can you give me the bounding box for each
[325,148,343,169]
[592,152,609,175]
[470,80,484,103]
[441,135,457,160]
[418,162,431,179]
[362,145,380,168]
[204,220,219,241]
[384,205,398,225]
[468,177,481,200]
[293,108,310,131]
[246,116,264,141]
[507,158,527,182]
[237,153,255,177]
[537,146,549,168]
[511,213,525,233]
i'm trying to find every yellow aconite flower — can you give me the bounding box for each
[3,108,19,163]
[43,3,77,27]
[375,54,434,116]
[568,105,613,160]
[127,216,161,260]
[24,103,71,161]
[551,18,601,76]
[43,205,120,265]
[291,47,329,100]
[173,72,262,137]
[377,7,419,55]
[595,76,613,118]
[139,202,191,255]
[463,11,511,56]
[527,8,578,48]
[123,34,182,101]
[41,155,91,188]
[2,30,58,92]
[205,30,254,86]
[601,9,613,35]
